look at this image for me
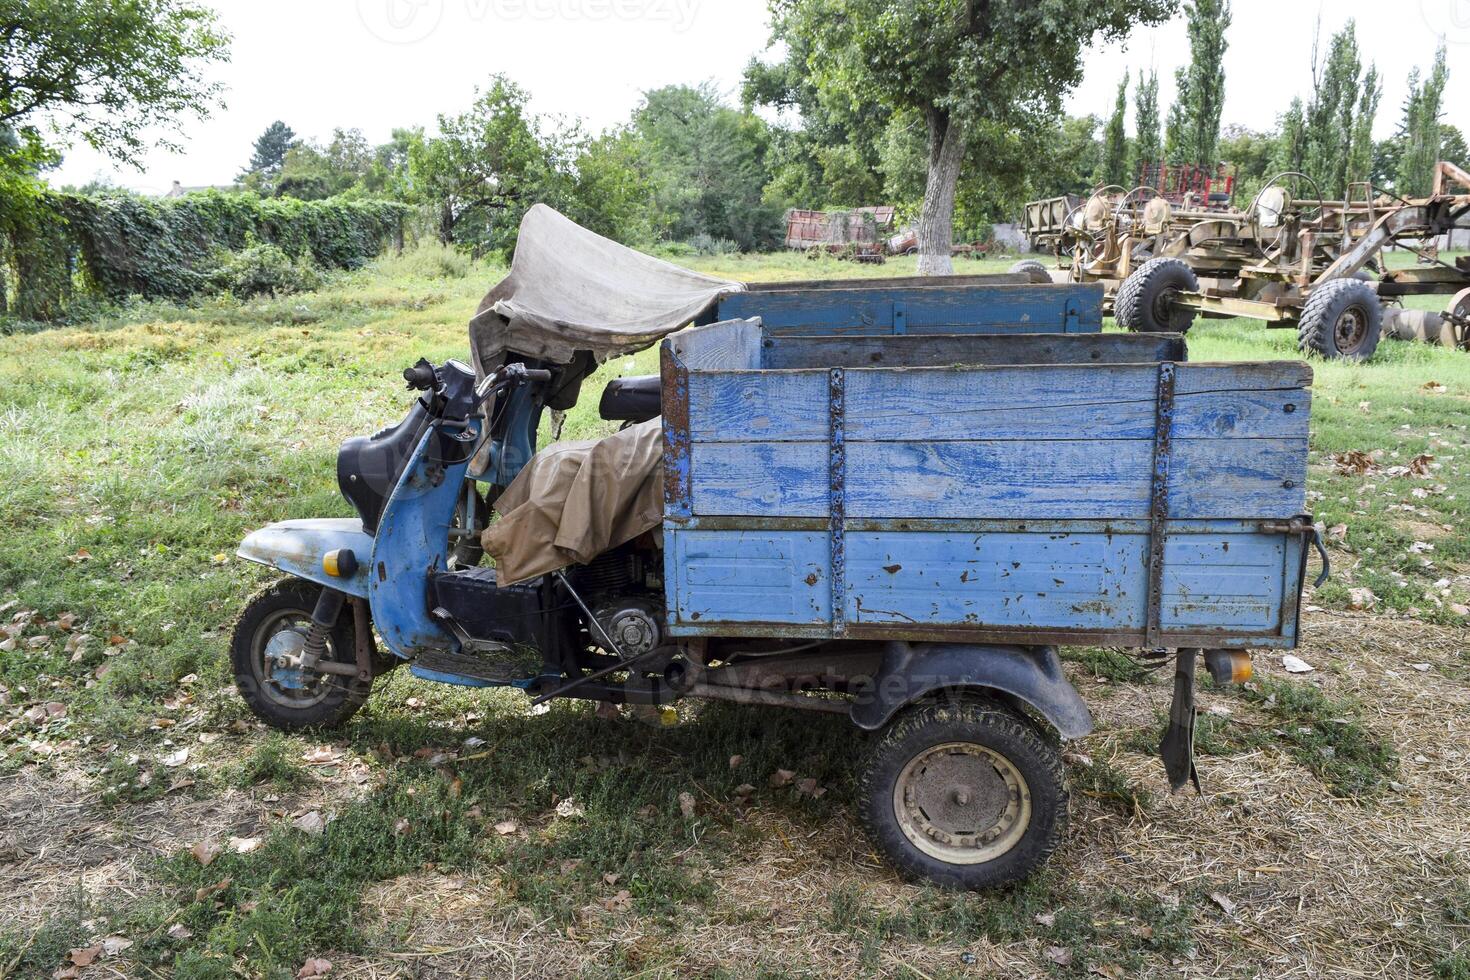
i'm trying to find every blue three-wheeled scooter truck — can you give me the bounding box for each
[230,206,1325,888]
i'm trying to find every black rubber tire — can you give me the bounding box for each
[449,486,487,569]
[859,699,1067,890]
[230,579,372,731]
[1115,257,1200,333]
[1297,278,1383,360]
[1008,259,1052,284]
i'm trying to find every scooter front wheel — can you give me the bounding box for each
[230,579,372,731]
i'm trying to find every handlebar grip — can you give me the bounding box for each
[523,369,553,382]
[403,359,437,391]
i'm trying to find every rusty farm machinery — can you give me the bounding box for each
[1023,161,1470,360]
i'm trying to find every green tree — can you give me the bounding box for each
[241,121,295,181]
[1218,124,1273,202]
[632,83,782,250]
[1130,69,1161,184]
[409,75,561,255]
[0,0,229,163]
[766,0,1177,274]
[1270,97,1307,176]
[561,126,659,246]
[1396,45,1449,196]
[1164,0,1230,168]
[1440,125,1469,170]
[1096,72,1130,188]
[1303,21,1379,198]
[744,40,889,210]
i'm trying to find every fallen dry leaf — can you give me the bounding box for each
[1348,587,1378,611]
[392,817,411,836]
[1044,946,1073,966]
[100,937,132,956]
[229,836,262,854]
[194,878,231,902]
[191,841,222,867]
[728,754,744,769]
[1423,380,1447,393]
[555,798,584,819]
[296,958,333,978]
[68,946,102,967]
[769,768,795,788]
[494,820,518,836]
[678,791,696,819]
[162,748,189,768]
[1282,655,1315,674]
[1326,523,1348,543]
[292,811,326,835]
[795,777,827,799]
[301,745,343,765]
[1332,450,1377,475]
[166,924,193,940]
[1210,891,1237,915]
[602,889,633,912]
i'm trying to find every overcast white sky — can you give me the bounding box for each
[47,0,1470,193]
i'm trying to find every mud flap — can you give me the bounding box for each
[1159,648,1201,794]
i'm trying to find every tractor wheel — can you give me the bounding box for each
[230,579,372,731]
[1115,258,1200,333]
[1008,259,1052,284]
[1297,278,1383,360]
[859,699,1067,890]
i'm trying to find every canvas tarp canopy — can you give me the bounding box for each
[468,204,745,370]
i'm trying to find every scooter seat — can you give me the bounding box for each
[598,374,661,423]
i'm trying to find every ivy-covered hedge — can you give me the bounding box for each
[2,190,408,318]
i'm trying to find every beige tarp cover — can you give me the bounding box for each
[468,204,745,369]
[480,418,663,584]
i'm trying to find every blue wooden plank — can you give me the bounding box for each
[718,284,1103,335]
[665,317,762,370]
[667,525,1289,637]
[688,438,1307,520]
[685,363,1311,443]
[670,529,831,625]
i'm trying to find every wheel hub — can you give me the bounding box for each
[1335,306,1368,353]
[264,628,309,690]
[894,742,1031,864]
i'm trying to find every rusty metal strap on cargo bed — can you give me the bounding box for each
[830,367,846,638]
[1145,361,1177,648]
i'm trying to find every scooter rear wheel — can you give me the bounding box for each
[859,699,1067,889]
[231,579,371,730]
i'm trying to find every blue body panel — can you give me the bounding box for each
[367,419,481,659]
[236,518,374,599]
[660,317,1314,650]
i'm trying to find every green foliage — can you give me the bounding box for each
[408,75,565,257]
[2,190,405,318]
[1271,97,1308,176]
[206,241,323,299]
[1131,69,1162,181]
[1097,72,1131,188]
[1397,45,1450,196]
[1239,678,1398,798]
[0,0,230,163]
[632,84,784,251]
[770,0,1178,266]
[1219,124,1277,202]
[1165,0,1231,168]
[241,120,296,181]
[1303,20,1381,198]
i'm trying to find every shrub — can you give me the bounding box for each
[206,242,323,298]
[684,233,739,256]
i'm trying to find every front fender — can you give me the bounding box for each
[236,518,373,599]
[849,642,1093,739]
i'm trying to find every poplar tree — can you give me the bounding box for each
[1303,21,1379,199]
[1396,45,1449,197]
[1131,69,1161,182]
[1164,0,1230,167]
[1096,72,1130,188]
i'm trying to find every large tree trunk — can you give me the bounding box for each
[917,110,965,276]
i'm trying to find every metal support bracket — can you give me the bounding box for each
[829,367,846,638]
[1144,361,1177,648]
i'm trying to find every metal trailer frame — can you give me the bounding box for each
[1027,162,1470,355]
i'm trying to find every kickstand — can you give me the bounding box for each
[1159,648,1201,795]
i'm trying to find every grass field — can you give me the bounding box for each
[1,244,1468,979]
